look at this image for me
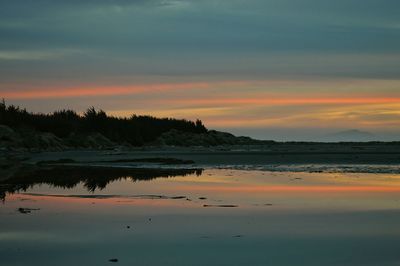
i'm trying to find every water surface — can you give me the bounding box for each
[1,167,400,266]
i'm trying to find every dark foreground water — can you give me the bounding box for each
[1,167,400,266]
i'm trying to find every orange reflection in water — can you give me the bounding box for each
[5,170,400,212]
[178,185,400,193]
[6,194,195,208]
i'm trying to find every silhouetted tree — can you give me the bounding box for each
[0,100,208,146]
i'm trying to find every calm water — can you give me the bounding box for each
[1,167,400,266]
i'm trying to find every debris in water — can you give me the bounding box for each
[17,208,40,214]
[203,204,238,208]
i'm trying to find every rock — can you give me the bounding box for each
[203,204,238,208]
[35,132,65,150]
[84,133,115,148]
[64,133,115,149]
[17,207,40,214]
[0,125,15,140]
[155,129,267,147]
[0,125,21,149]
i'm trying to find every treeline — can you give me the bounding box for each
[0,100,207,146]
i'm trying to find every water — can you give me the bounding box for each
[1,167,400,266]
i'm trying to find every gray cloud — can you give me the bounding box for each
[1,0,400,86]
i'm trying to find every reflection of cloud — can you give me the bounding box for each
[179,185,400,193]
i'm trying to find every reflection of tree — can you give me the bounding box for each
[0,166,203,201]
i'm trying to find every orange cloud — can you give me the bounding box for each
[1,80,268,100]
[160,97,400,106]
[4,79,400,104]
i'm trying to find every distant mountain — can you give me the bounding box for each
[324,129,376,142]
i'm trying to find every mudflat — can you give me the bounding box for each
[16,142,400,173]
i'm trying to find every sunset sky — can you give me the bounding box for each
[1,0,400,140]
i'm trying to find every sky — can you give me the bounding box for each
[1,0,400,141]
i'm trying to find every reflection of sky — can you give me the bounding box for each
[4,169,400,210]
[1,1,400,140]
[2,170,400,265]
